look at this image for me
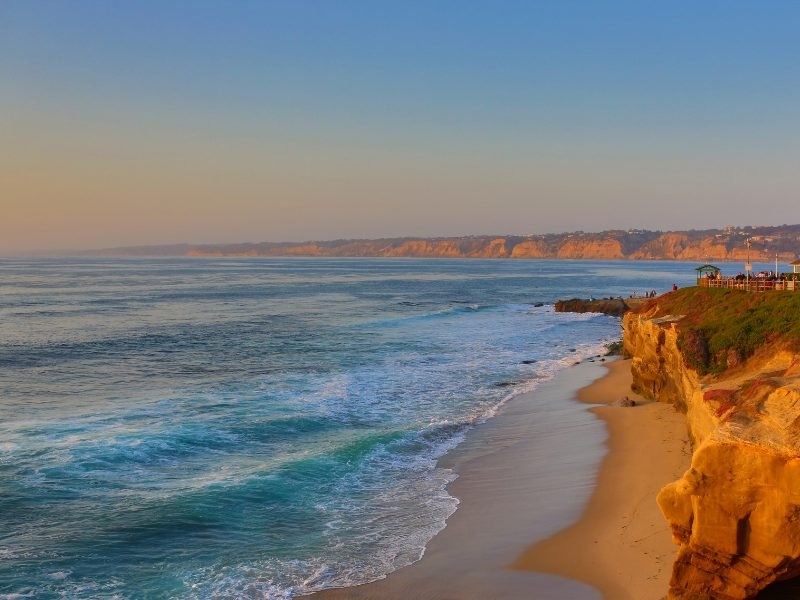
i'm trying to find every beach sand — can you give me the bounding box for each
[313,359,690,600]
[515,359,691,600]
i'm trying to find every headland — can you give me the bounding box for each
[622,288,800,599]
[527,287,800,599]
[82,224,800,261]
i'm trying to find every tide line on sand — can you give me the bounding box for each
[314,359,690,600]
[515,359,691,600]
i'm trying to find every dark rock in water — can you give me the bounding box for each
[494,381,515,388]
[615,396,637,407]
[533,302,545,307]
[569,348,576,352]
[521,360,537,364]
[554,297,630,317]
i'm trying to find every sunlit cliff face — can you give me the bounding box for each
[624,298,800,599]
[86,231,800,263]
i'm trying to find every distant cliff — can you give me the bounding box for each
[623,288,800,599]
[87,225,800,261]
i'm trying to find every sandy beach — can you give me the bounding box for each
[314,358,690,599]
[516,359,691,599]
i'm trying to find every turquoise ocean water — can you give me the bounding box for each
[0,258,696,599]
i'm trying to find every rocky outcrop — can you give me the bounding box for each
[623,308,800,599]
[555,297,633,317]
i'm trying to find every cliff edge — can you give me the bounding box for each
[623,288,800,599]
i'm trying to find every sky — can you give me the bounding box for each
[2,1,800,253]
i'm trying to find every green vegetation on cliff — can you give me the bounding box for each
[644,287,800,375]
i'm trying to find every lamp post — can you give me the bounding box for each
[745,237,752,289]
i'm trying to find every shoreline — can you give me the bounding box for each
[313,358,690,600]
[514,359,691,599]
[314,360,609,599]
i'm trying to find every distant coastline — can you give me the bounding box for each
[80,224,800,262]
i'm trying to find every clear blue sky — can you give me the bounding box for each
[2,1,799,252]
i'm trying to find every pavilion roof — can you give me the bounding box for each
[695,264,721,272]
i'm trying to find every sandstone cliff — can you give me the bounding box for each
[88,225,800,261]
[623,290,800,599]
[555,237,626,259]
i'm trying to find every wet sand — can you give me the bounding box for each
[313,359,690,599]
[516,359,691,599]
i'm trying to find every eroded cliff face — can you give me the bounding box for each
[623,310,800,599]
[629,233,756,261]
[556,237,625,259]
[101,225,800,259]
[509,239,549,258]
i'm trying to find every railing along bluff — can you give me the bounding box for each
[698,277,800,292]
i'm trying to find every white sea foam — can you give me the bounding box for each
[179,336,613,599]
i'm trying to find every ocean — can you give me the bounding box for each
[0,257,696,599]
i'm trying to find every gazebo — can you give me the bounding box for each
[696,264,721,284]
[792,259,800,274]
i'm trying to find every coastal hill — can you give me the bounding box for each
[624,288,800,599]
[88,224,800,261]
